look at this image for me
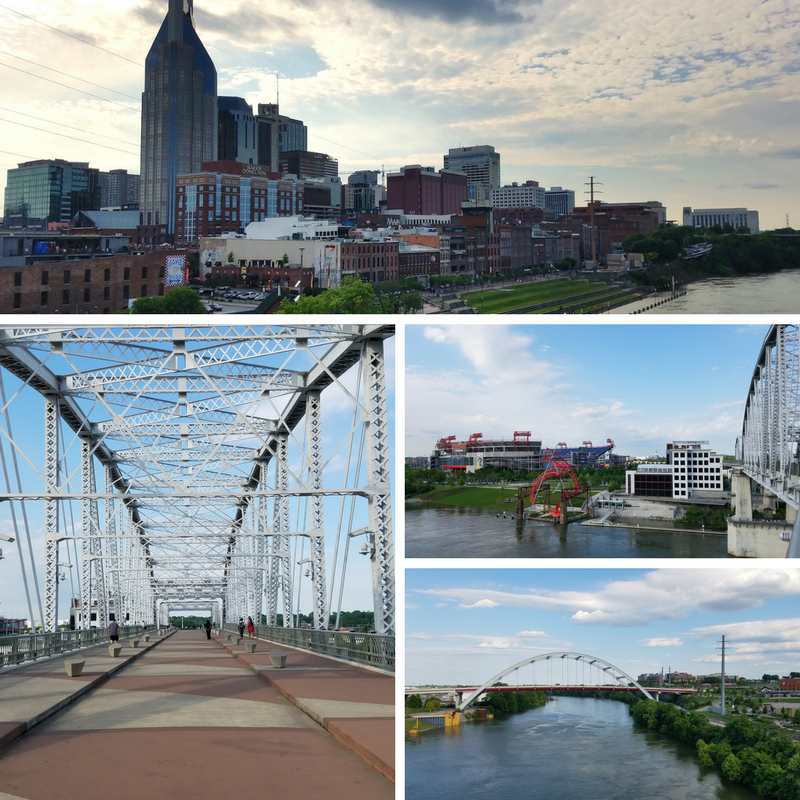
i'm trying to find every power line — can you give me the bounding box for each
[0,148,37,161]
[0,105,139,148]
[0,3,143,67]
[0,117,138,156]
[0,48,140,101]
[0,61,138,113]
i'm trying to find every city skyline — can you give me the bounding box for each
[1,0,797,229]
[406,568,800,686]
[405,322,770,461]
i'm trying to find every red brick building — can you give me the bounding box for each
[386,166,467,215]
[210,264,315,292]
[779,678,800,691]
[341,240,399,283]
[0,251,184,314]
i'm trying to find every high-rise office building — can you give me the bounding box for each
[279,151,338,179]
[139,0,217,236]
[218,97,258,165]
[99,169,140,209]
[3,159,100,230]
[544,186,575,217]
[443,145,501,191]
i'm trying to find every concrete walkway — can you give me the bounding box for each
[0,630,394,800]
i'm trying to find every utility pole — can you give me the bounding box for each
[585,177,602,267]
[719,634,727,716]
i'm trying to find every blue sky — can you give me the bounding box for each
[1,0,798,228]
[405,321,769,460]
[406,567,800,685]
[0,326,394,623]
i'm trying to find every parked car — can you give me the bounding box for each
[206,303,223,313]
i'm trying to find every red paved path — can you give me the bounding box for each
[0,630,394,800]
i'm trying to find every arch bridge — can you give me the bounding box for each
[0,324,394,637]
[732,324,800,557]
[455,651,655,711]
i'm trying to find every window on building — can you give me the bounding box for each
[104,268,110,282]
[84,269,91,282]
[123,286,129,300]
[63,270,70,284]
[84,288,90,303]
[124,267,130,280]
[13,293,21,309]
[40,291,48,306]
[13,272,21,287]
[62,290,70,305]
[142,266,148,279]
[42,271,49,286]
[103,287,110,301]
[141,285,147,297]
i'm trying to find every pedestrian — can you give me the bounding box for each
[238,618,245,639]
[108,618,120,642]
[247,616,254,638]
[203,619,212,640]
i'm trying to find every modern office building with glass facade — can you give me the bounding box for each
[443,145,501,191]
[3,160,100,230]
[140,0,217,236]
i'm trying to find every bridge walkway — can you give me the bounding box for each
[0,629,394,800]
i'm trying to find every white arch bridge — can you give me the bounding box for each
[0,324,394,636]
[732,324,800,557]
[454,652,658,711]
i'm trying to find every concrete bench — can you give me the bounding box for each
[269,649,287,668]
[65,658,86,677]
[108,644,122,657]
[143,635,150,642]
[130,639,139,648]
[245,641,257,653]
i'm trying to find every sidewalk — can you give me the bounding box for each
[215,630,395,781]
[0,629,394,800]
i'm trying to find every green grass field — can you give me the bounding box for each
[412,485,591,513]
[466,279,622,314]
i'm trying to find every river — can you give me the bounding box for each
[609,269,800,314]
[405,505,728,558]
[405,696,757,800]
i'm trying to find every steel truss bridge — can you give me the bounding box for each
[452,652,658,710]
[736,324,800,556]
[0,324,394,636]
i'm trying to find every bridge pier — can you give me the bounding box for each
[727,468,792,557]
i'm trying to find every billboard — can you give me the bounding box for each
[165,255,187,286]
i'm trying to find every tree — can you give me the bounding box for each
[281,253,289,266]
[227,251,235,264]
[127,286,207,315]
[399,291,422,314]
[279,276,394,314]
[425,697,441,712]
[407,694,422,709]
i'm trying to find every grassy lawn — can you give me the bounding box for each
[411,485,593,513]
[466,279,611,314]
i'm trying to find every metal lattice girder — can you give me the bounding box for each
[0,324,393,635]
[362,337,394,636]
[740,325,800,511]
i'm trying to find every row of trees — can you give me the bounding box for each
[481,688,548,715]
[631,699,800,798]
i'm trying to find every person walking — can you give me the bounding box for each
[237,618,245,639]
[247,616,254,638]
[203,619,212,640]
[108,619,120,642]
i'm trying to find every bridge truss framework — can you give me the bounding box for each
[0,324,394,635]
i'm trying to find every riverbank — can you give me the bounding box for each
[582,520,726,536]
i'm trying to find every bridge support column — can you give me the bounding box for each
[728,469,792,556]
[731,468,753,520]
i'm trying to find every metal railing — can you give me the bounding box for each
[224,624,394,673]
[0,625,149,668]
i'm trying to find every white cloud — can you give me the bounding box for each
[641,637,683,647]
[460,599,501,609]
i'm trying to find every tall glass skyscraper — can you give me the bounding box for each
[140,0,217,235]
[3,160,100,230]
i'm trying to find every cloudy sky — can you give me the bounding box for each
[1,0,798,228]
[405,321,768,459]
[406,567,800,685]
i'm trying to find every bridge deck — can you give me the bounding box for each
[0,630,394,799]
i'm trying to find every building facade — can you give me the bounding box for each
[492,181,545,209]
[279,151,338,179]
[443,145,500,190]
[682,206,759,232]
[625,441,725,499]
[217,96,259,165]
[139,0,217,235]
[4,160,100,230]
[386,166,468,216]
[544,187,575,217]
[174,161,303,245]
[99,169,140,209]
